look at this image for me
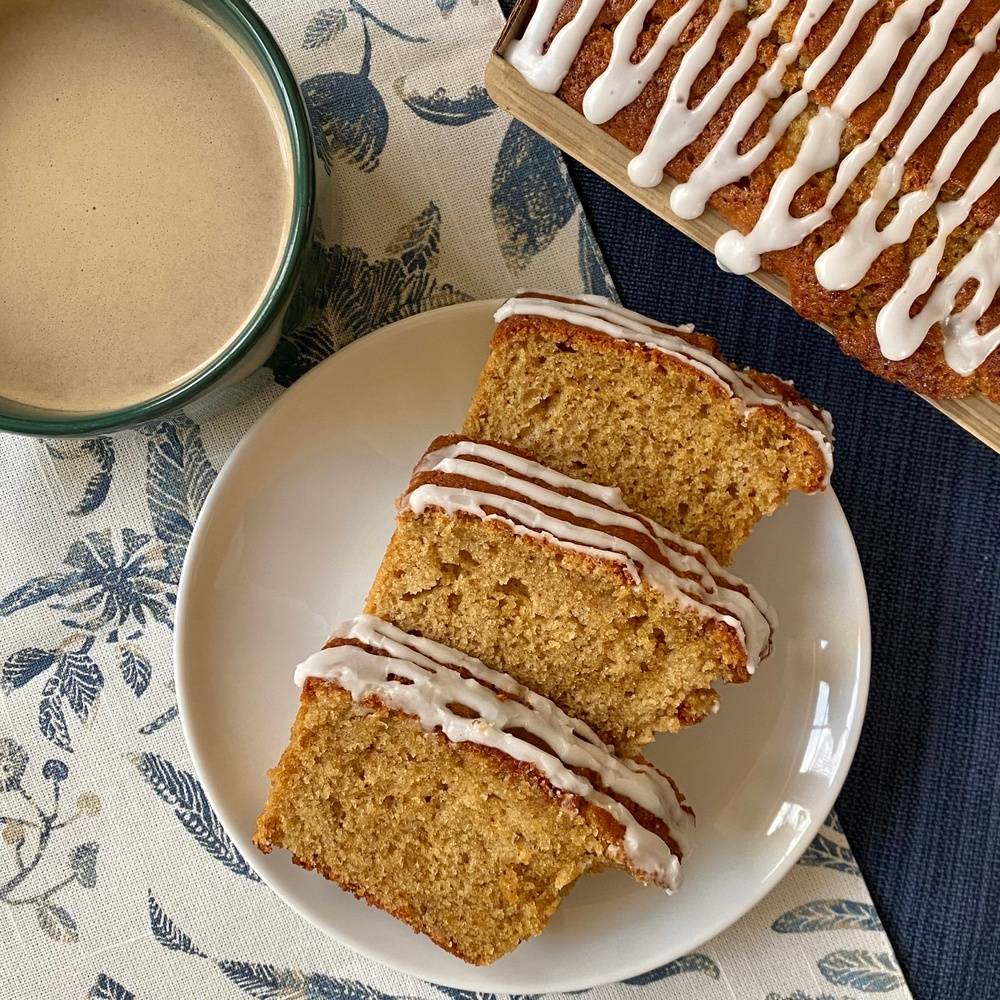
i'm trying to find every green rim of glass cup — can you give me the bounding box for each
[0,0,316,437]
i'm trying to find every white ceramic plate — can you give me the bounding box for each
[175,299,870,993]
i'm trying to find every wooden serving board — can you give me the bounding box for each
[485,1,1000,455]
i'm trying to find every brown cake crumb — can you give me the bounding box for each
[364,439,759,755]
[465,308,829,563]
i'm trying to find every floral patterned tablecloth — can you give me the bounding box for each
[0,3,911,998]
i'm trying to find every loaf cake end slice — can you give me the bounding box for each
[464,294,833,563]
[254,617,693,965]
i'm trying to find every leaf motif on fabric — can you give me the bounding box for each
[577,218,617,300]
[138,703,179,736]
[269,321,338,388]
[132,753,260,881]
[2,647,57,692]
[39,682,71,752]
[824,809,844,834]
[303,976,395,1000]
[146,422,190,545]
[72,438,116,516]
[622,953,721,984]
[268,206,470,387]
[90,973,136,1000]
[302,69,388,174]
[37,902,78,943]
[818,950,905,993]
[217,961,307,998]
[45,437,116,516]
[384,202,441,277]
[3,532,168,748]
[773,899,883,933]
[393,79,494,126]
[0,737,28,791]
[145,417,218,558]
[491,119,575,270]
[303,8,348,48]
[218,962,396,1000]
[118,644,152,697]
[147,891,207,957]
[299,2,427,173]
[799,832,861,876]
[147,891,407,999]
[70,842,99,889]
[55,645,103,723]
[0,571,77,618]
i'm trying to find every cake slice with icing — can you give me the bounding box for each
[254,615,694,965]
[465,293,833,563]
[365,435,776,753]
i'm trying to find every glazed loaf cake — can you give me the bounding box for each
[364,435,775,754]
[505,0,1000,399]
[466,293,832,563]
[254,616,694,964]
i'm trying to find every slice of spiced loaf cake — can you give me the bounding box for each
[465,293,833,564]
[364,436,775,754]
[254,616,694,965]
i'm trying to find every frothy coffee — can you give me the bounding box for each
[0,0,294,412]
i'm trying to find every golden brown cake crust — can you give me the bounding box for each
[542,0,1000,400]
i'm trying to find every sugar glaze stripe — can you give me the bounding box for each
[506,0,1000,373]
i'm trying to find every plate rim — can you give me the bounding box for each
[175,297,871,992]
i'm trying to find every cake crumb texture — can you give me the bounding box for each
[465,313,827,562]
[254,681,620,965]
[364,508,745,755]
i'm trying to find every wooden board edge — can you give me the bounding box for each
[928,396,1000,451]
[484,48,1000,456]
[492,0,535,53]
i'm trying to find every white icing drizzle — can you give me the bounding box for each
[874,21,1000,367]
[296,615,694,889]
[506,0,1000,374]
[583,0,705,125]
[496,293,834,479]
[671,0,839,219]
[815,10,1000,292]
[505,0,606,92]
[409,436,776,672]
[714,0,970,275]
[629,0,790,188]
